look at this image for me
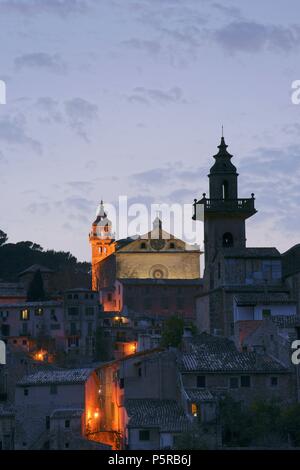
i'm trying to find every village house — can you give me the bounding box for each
[14,368,104,450]
[180,333,297,407]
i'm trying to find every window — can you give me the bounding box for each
[67,294,72,299]
[139,430,150,441]
[50,384,57,395]
[70,323,77,335]
[107,293,112,302]
[222,180,229,200]
[22,339,27,345]
[90,294,94,299]
[74,294,78,299]
[20,309,30,321]
[170,242,175,249]
[85,307,94,316]
[140,242,146,249]
[262,309,271,319]
[270,377,278,387]
[65,443,69,449]
[119,378,124,389]
[50,324,60,330]
[191,403,198,417]
[1,324,10,336]
[222,232,233,248]
[65,420,70,428]
[218,262,221,279]
[197,375,206,388]
[24,388,29,396]
[22,323,28,335]
[85,293,88,299]
[68,307,79,316]
[138,367,142,377]
[88,322,93,336]
[229,377,239,389]
[35,307,43,316]
[240,376,251,388]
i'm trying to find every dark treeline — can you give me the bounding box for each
[0,229,90,282]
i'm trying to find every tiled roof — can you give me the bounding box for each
[222,247,280,258]
[17,368,93,386]
[234,293,295,306]
[185,389,215,402]
[181,333,288,373]
[51,408,83,419]
[18,264,54,276]
[125,399,190,432]
[271,315,300,329]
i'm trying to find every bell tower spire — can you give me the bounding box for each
[193,135,256,276]
[89,201,115,291]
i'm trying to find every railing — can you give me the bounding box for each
[193,197,256,218]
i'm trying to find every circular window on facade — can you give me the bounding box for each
[149,264,168,279]
[153,269,164,279]
[150,239,166,251]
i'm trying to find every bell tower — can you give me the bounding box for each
[193,135,257,281]
[89,201,115,290]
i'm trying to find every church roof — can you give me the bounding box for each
[209,136,237,175]
[221,247,281,258]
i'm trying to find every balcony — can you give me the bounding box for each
[193,196,256,219]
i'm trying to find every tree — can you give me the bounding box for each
[27,269,46,301]
[0,229,8,246]
[160,315,184,348]
[281,404,300,446]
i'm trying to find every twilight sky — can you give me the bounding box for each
[0,0,300,262]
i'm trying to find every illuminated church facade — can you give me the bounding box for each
[89,204,202,319]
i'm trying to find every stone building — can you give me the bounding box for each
[193,137,296,337]
[0,288,100,362]
[180,333,296,407]
[90,205,202,320]
[14,368,103,449]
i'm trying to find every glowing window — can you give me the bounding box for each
[191,403,198,417]
[20,309,30,321]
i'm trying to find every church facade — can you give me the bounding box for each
[89,206,202,319]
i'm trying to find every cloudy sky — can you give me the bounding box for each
[0,0,300,261]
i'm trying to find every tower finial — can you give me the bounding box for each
[221,124,224,138]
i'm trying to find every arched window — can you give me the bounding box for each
[222,180,229,200]
[222,232,233,247]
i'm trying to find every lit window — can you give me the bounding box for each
[35,307,43,316]
[191,403,198,417]
[20,309,30,321]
